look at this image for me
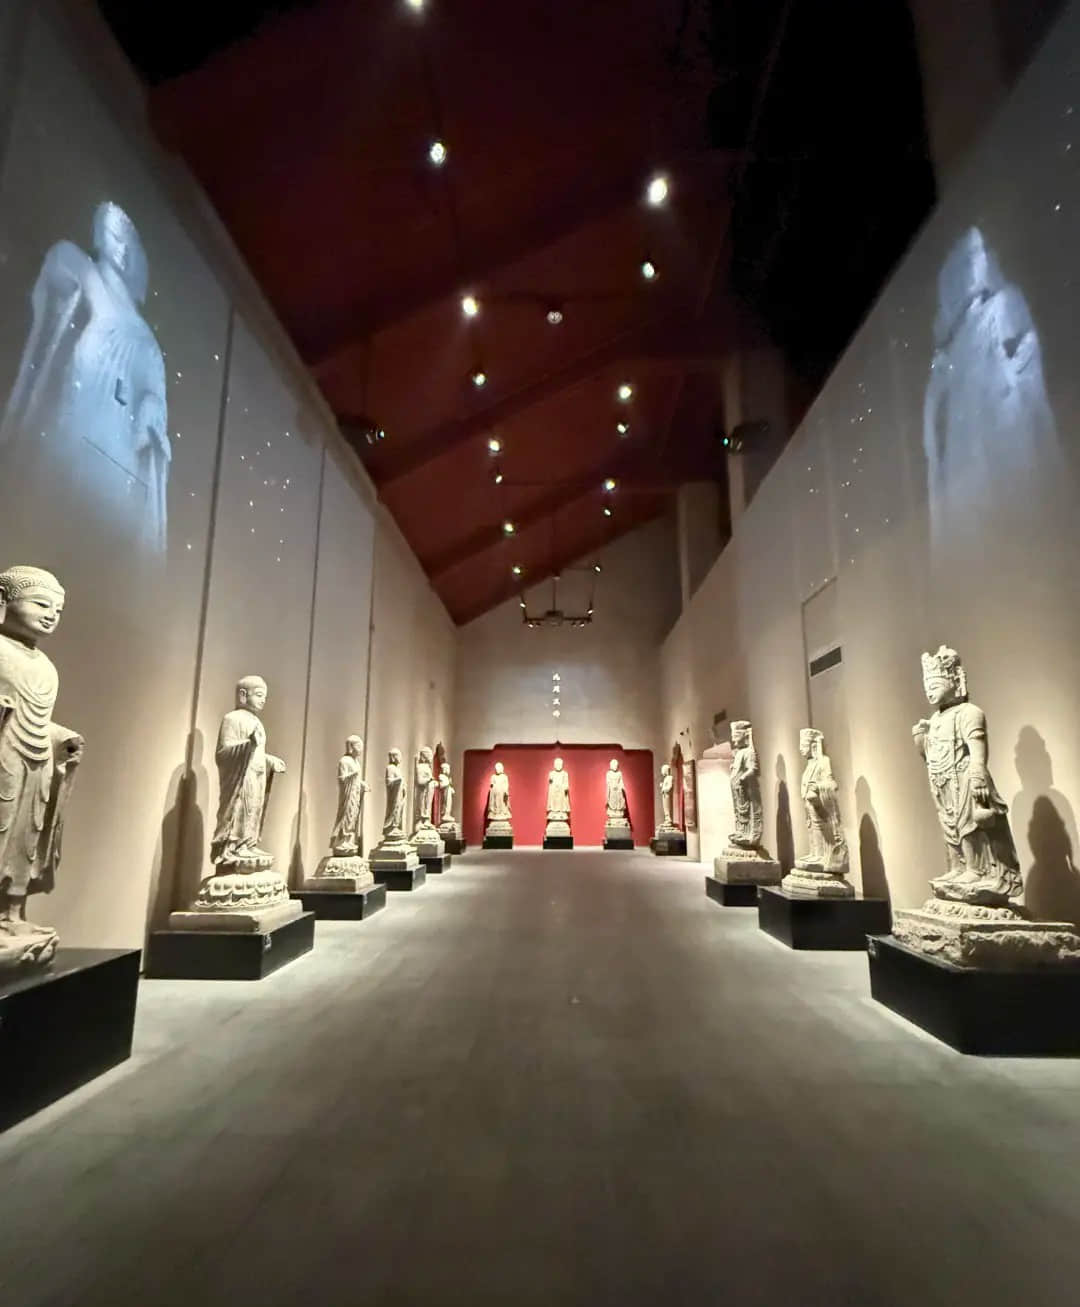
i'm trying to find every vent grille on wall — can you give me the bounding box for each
[808,645,842,677]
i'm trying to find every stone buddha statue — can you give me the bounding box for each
[0,565,83,970]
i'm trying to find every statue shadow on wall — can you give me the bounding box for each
[774,754,795,872]
[854,775,889,901]
[1011,725,1080,926]
[147,729,207,931]
[289,786,309,889]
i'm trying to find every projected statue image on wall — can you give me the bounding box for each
[0,202,170,552]
[923,227,1057,553]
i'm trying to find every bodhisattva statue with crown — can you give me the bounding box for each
[171,676,302,930]
[893,646,1080,966]
[0,565,83,970]
[782,728,854,898]
[712,720,780,884]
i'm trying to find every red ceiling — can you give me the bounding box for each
[150,0,738,622]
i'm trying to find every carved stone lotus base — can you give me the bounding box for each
[370,838,421,873]
[782,867,855,898]
[713,846,781,885]
[438,820,461,839]
[186,868,291,913]
[409,825,445,859]
[0,919,59,972]
[304,854,374,893]
[545,819,572,839]
[486,819,513,838]
[169,899,304,935]
[893,899,1080,969]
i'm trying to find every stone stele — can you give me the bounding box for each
[781,728,854,898]
[893,646,1080,968]
[605,758,632,842]
[0,565,82,972]
[712,721,780,886]
[486,761,513,838]
[369,748,420,874]
[304,734,373,892]
[170,676,302,934]
[409,745,445,858]
[545,757,571,840]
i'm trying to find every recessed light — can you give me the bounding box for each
[593,563,602,573]
[462,294,479,318]
[603,505,613,517]
[616,421,629,436]
[646,173,669,206]
[405,0,425,10]
[617,383,633,402]
[546,307,564,325]
[512,564,522,576]
[471,368,487,388]
[503,521,515,535]
[487,436,502,453]
[641,259,658,280]
[603,477,617,492]
[494,472,504,484]
[428,140,447,166]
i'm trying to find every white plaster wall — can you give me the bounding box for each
[455,515,680,781]
[661,1,1080,912]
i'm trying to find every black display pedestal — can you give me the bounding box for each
[544,836,574,850]
[758,886,891,950]
[373,864,427,891]
[0,949,140,1131]
[443,837,467,855]
[290,883,386,920]
[651,834,686,856]
[867,934,1080,1055]
[604,837,634,851]
[421,854,452,874]
[145,913,315,981]
[705,874,758,906]
[483,835,514,850]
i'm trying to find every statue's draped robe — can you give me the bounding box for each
[383,764,406,837]
[730,746,763,845]
[547,769,570,818]
[330,754,364,853]
[414,761,435,828]
[0,635,78,898]
[921,701,1020,900]
[211,709,271,864]
[605,770,627,821]
[801,755,847,868]
[438,774,455,823]
[1,241,170,552]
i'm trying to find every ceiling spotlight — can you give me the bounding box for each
[603,477,617,492]
[617,383,633,402]
[646,173,670,206]
[603,505,613,517]
[461,294,480,319]
[641,259,658,281]
[494,472,504,484]
[616,421,629,436]
[593,563,602,573]
[428,140,448,166]
[520,600,527,610]
[503,520,515,535]
[405,0,425,10]
[487,436,502,454]
[512,564,522,576]
[471,368,487,388]
[546,306,564,325]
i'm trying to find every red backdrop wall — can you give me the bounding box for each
[463,744,655,846]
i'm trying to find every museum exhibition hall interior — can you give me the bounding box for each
[4,0,1080,1302]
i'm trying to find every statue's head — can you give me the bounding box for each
[93,202,149,305]
[661,764,670,777]
[419,746,433,763]
[921,646,966,707]
[553,757,563,771]
[441,763,450,775]
[494,761,505,775]
[609,758,619,771]
[934,227,1004,344]
[0,565,65,644]
[799,728,823,759]
[236,676,267,713]
[731,720,751,748]
[388,748,402,765]
[345,735,364,759]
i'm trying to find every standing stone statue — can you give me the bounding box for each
[893,646,1080,966]
[713,720,780,887]
[305,735,373,892]
[369,747,421,878]
[484,761,514,846]
[172,676,302,931]
[544,757,572,844]
[437,763,459,836]
[410,746,445,860]
[657,764,677,831]
[0,566,82,970]
[604,758,633,847]
[782,728,853,898]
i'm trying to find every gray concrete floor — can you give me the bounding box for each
[4,848,1080,1306]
